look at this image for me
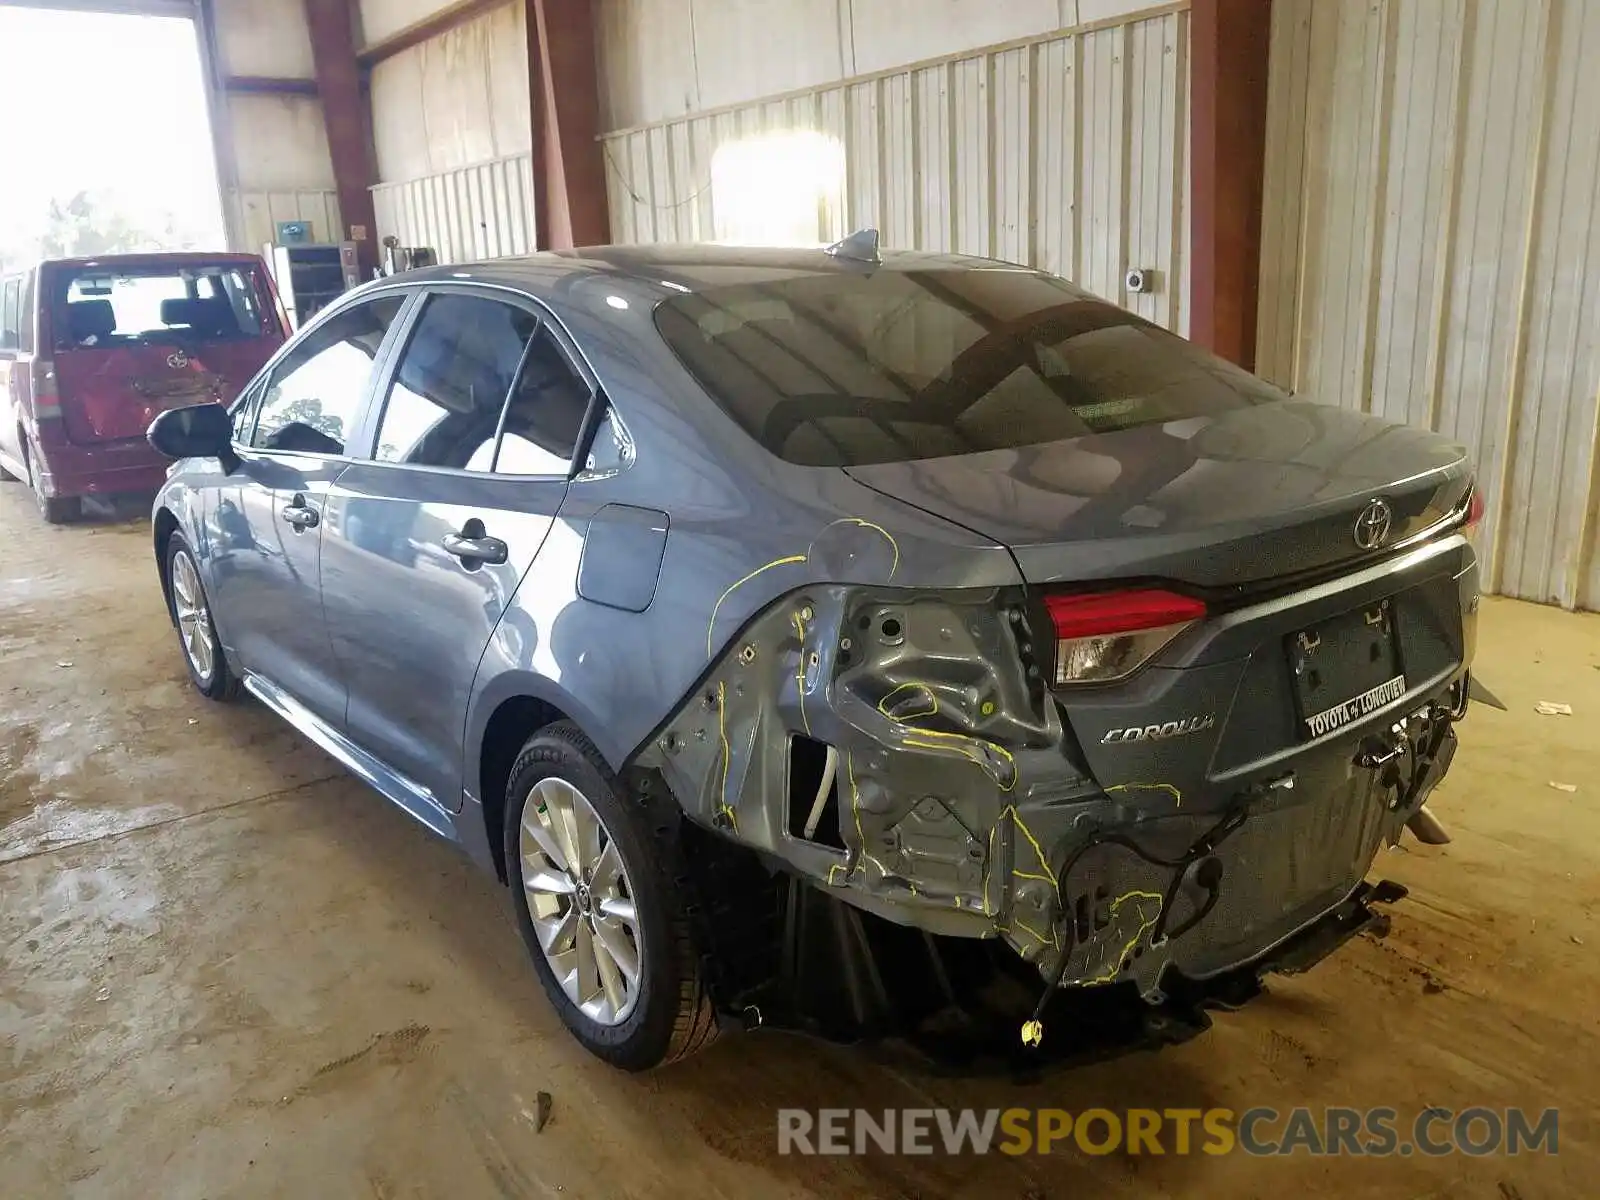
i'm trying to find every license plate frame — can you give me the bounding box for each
[1288,599,1406,739]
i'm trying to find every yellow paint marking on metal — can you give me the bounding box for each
[899,728,1017,791]
[714,681,737,831]
[876,681,938,720]
[705,554,807,657]
[1011,915,1059,951]
[1083,890,1164,985]
[845,749,898,885]
[1001,805,1060,900]
[792,609,812,736]
[1106,781,1184,807]
[809,517,901,579]
[704,517,900,660]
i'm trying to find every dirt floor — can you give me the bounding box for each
[0,483,1595,1199]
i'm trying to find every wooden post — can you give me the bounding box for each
[1189,0,1273,369]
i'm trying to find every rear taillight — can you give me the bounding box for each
[1044,589,1206,685]
[1465,486,1485,529]
[31,359,60,419]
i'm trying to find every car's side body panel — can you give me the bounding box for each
[206,449,351,726]
[321,464,565,811]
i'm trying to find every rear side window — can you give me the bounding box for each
[373,294,537,470]
[0,278,19,351]
[654,269,1288,466]
[51,263,274,349]
[495,326,592,476]
[251,295,405,454]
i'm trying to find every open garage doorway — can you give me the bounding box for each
[0,4,227,274]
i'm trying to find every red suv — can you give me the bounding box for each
[0,252,289,522]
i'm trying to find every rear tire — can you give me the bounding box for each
[23,442,79,523]
[165,533,239,701]
[505,721,718,1070]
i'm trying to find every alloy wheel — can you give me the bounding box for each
[170,550,216,683]
[519,776,643,1025]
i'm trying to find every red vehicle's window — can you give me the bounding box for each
[52,264,273,350]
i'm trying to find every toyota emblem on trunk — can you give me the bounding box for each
[1354,498,1393,550]
[167,350,189,369]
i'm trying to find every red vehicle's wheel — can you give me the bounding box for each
[23,442,80,524]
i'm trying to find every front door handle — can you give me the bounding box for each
[281,495,319,530]
[442,521,508,566]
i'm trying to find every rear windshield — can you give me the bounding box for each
[51,264,273,351]
[654,268,1289,466]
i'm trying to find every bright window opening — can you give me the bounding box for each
[710,131,846,247]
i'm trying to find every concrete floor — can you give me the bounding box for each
[0,483,1595,1199]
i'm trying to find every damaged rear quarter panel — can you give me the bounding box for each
[460,298,1093,956]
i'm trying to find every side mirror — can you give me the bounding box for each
[147,403,239,473]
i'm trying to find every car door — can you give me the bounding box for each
[319,288,594,812]
[206,292,409,726]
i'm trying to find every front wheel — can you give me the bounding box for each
[166,534,238,700]
[505,721,718,1070]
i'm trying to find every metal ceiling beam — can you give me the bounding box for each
[357,0,510,68]
[527,0,609,249]
[304,0,378,274]
[1188,0,1272,371]
[224,75,320,97]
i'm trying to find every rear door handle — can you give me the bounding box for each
[441,534,508,566]
[281,494,319,530]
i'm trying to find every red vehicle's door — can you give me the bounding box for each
[46,258,285,444]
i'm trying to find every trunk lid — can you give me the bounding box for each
[843,400,1474,590]
[44,257,284,445]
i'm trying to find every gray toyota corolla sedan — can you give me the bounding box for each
[147,236,1480,1070]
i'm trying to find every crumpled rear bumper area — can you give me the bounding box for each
[632,551,1469,1021]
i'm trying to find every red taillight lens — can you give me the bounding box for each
[1044,589,1206,685]
[1465,487,1485,529]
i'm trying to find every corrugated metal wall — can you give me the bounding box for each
[1259,0,1600,609]
[370,155,536,262]
[365,1,532,262]
[601,4,1193,333]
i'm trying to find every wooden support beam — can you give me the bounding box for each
[304,0,379,275]
[1189,0,1273,370]
[527,0,609,250]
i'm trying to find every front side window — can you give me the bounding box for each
[251,295,405,454]
[373,294,537,470]
[654,269,1288,466]
[51,263,275,349]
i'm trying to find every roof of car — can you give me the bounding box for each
[392,243,1053,303]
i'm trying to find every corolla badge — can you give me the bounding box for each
[1354,498,1393,550]
[1101,714,1216,744]
[167,350,189,369]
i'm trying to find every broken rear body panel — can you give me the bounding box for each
[638,522,1476,1005]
